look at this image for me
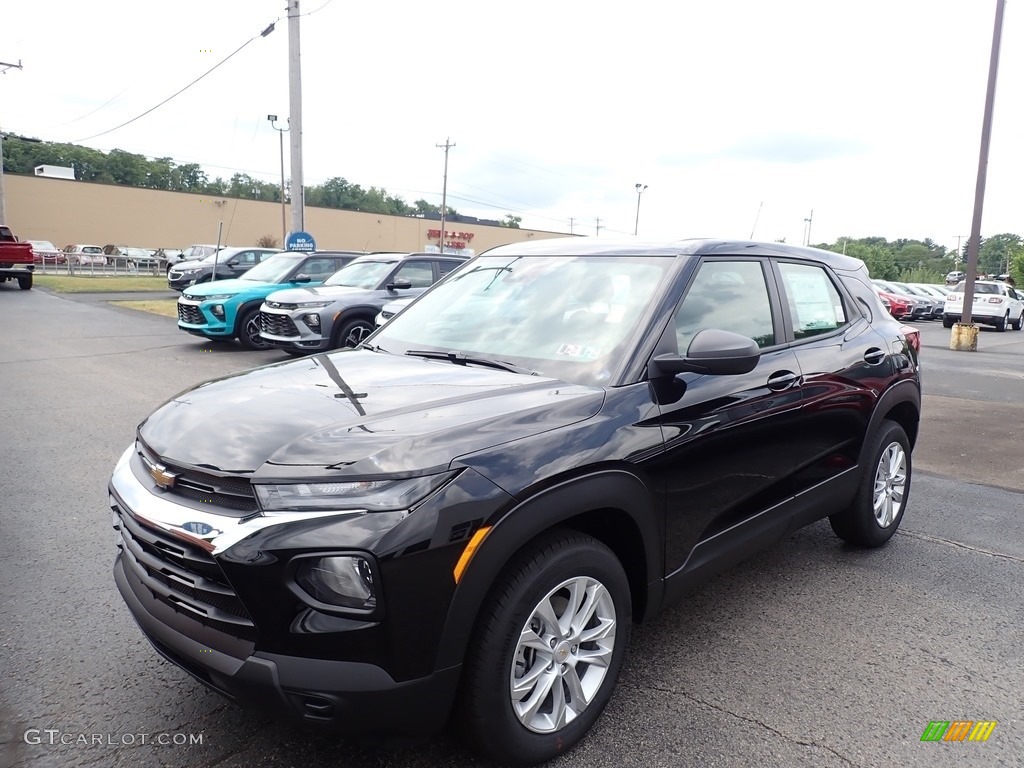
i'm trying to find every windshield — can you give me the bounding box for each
[82,246,103,254]
[238,253,305,283]
[324,260,396,289]
[373,254,671,385]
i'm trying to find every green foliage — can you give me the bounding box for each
[1010,250,1024,287]
[897,267,944,283]
[819,236,957,282]
[976,233,1022,275]
[500,214,522,229]
[1,136,469,220]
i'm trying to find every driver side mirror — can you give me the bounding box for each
[292,274,312,283]
[387,278,413,291]
[649,328,761,378]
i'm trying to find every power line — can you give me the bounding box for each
[72,21,279,143]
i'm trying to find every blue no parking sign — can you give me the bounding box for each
[285,231,316,252]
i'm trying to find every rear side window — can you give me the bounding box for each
[675,260,775,350]
[778,263,848,339]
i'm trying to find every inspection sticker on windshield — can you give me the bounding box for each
[556,343,601,359]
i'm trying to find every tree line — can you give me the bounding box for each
[1,135,522,228]
[810,234,1024,286]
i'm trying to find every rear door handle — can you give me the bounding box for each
[864,348,886,365]
[766,370,800,391]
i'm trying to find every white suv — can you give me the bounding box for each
[943,280,1024,331]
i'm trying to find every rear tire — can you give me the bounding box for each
[462,530,631,766]
[829,419,911,547]
[941,315,954,328]
[17,274,32,290]
[237,308,272,351]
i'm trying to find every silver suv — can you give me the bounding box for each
[258,252,467,353]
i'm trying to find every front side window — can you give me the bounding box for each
[778,262,848,339]
[394,261,435,288]
[675,260,775,350]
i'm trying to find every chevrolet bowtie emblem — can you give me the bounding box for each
[150,464,178,489]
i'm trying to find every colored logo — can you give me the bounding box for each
[921,721,997,742]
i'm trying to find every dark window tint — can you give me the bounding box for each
[437,259,462,278]
[676,261,775,350]
[778,262,848,339]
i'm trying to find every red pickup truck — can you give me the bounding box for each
[0,224,34,290]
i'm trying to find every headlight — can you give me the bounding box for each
[295,555,377,610]
[203,293,235,301]
[294,300,333,308]
[254,472,454,512]
[180,269,200,275]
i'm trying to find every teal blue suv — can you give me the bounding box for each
[176,251,361,349]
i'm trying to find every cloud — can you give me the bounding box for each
[717,134,870,164]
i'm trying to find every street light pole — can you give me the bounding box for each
[287,0,305,236]
[436,138,455,253]
[268,115,289,247]
[634,183,647,236]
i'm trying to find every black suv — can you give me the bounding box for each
[110,239,920,765]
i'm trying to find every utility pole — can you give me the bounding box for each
[287,1,305,236]
[436,138,455,253]
[0,59,24,225]
[268,115,289,247]
[956,0,1005,341]
[634,183,647,236]
[803,209,814,246]
[595,218,602,237]
[569,217,574,235]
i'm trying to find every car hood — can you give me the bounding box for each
[181,279,269,297]
[139,349,605,478]
[174,259,213,271]
[266,285,383,304]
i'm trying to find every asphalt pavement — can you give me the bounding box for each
[1,288,1021,768]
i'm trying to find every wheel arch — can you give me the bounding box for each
[330,307,380,344]
[864,379,921,459]
[434,469,663,671]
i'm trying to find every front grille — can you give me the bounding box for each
[178,303,205,325]
[112,500,257,642]
[259,311,300,337]
[138,443,257,514]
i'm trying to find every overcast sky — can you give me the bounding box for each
[4,0,1022,251]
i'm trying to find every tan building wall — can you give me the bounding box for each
[4,174,568,253]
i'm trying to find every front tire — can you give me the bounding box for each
[1012,311,1023,331]
[237,308,272,350]
[829,419,911,547]
[996,312,1008,332]
[333,318,375,349]
[462,530,631,766]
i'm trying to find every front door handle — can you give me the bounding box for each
[863,348,886,365]
[766,370,800,391]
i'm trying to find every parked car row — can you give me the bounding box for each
[175,251,467,351]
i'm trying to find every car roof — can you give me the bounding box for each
[349,251,468,263]
[478,237,866,270]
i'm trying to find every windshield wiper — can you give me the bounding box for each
[404,349,537,375]
[361,342,390,354]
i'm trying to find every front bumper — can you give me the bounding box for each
[114,553,459,733]
[177,297,234,337]
[258,307,331,351]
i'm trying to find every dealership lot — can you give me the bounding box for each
[1,286,1021,767]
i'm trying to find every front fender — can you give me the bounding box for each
[433,469,663,671]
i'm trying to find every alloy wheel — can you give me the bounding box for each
[510,576,616,733]
[872,441,907,528]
